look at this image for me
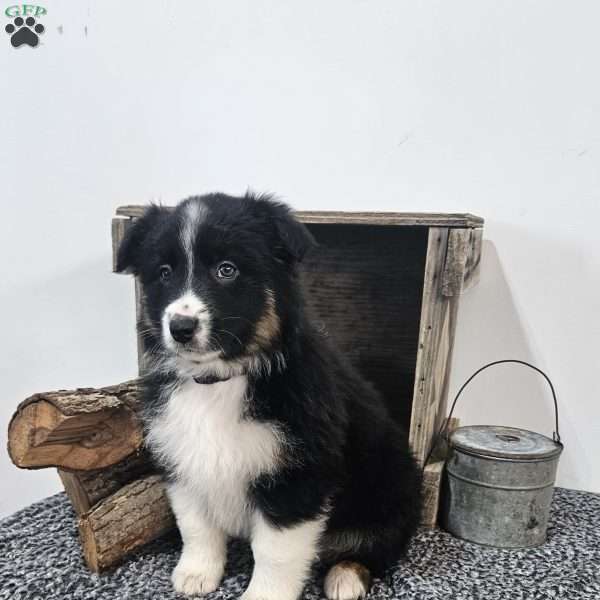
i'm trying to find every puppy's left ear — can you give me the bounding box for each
[116,204,168,274]
[274,209,317,264]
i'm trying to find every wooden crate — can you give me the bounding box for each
[112,206,484,527]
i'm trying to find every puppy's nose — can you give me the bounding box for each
[169,315,198,343]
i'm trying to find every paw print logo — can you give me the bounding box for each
[5,16,45,48]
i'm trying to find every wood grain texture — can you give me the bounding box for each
[422,460,445,529]
[111,218,132,273]
[421,417,460,528]
[462,227,483,293]
[8,381,143,470]
[115,204,483,227]
[441,227,483,296]
[441,229,471,297]
[58,451,154,515]
[78,474,175,572]
[112,216,127,274]
[301,224,428,428]
[409,228,462,467]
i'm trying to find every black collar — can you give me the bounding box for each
[193,374,232,385]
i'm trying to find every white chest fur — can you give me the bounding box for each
[146,376,283,537]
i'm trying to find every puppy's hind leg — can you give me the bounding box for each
[324,561,371,600]
[168,483,227,596]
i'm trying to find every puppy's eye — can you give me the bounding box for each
[159,265,172,282]
[216,261,238,280]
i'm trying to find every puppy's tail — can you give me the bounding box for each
[323,560,371,600]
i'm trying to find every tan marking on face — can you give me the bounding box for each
[248,289,280,352]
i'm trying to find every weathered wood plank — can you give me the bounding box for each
[441,229,470,297]
[115,205,484,228]
[463,227,483,293]
[111,218,131,273]
[409,227,448,466]
[421,417,460,528]
[298,212,483,228]
[433,296,459,449]
[422,460,445,529]
[409,228,461,467]
[441,227,483,296]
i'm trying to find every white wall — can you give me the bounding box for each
[1,0,599,518]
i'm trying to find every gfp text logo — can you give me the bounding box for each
[5,4,46,47]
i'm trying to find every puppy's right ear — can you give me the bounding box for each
[116,205,167,274]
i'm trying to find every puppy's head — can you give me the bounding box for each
[116,192,315,375]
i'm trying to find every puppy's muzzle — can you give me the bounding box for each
[169,315,199,344]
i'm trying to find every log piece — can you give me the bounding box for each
[58,450,154,515]
[78,474,175,572]
[7,381,143,471]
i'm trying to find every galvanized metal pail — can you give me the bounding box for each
[440,360,564,548]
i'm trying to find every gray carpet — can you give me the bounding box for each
[1,487,599,599]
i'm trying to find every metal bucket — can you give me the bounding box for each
[440,360,564,548]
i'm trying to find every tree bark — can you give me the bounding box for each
[78,474,175,572]
[7,381,176,571]
[58,450,154,515]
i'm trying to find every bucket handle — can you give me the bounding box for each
[432,359,563,464]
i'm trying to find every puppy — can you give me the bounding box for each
[116,193,422,600]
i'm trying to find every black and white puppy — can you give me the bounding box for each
[116,193,422,600]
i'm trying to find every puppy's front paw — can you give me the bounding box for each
[171,560,223,596]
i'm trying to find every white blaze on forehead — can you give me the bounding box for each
[179,200,208,288]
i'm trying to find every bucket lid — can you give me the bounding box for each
[450,425,563,460]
